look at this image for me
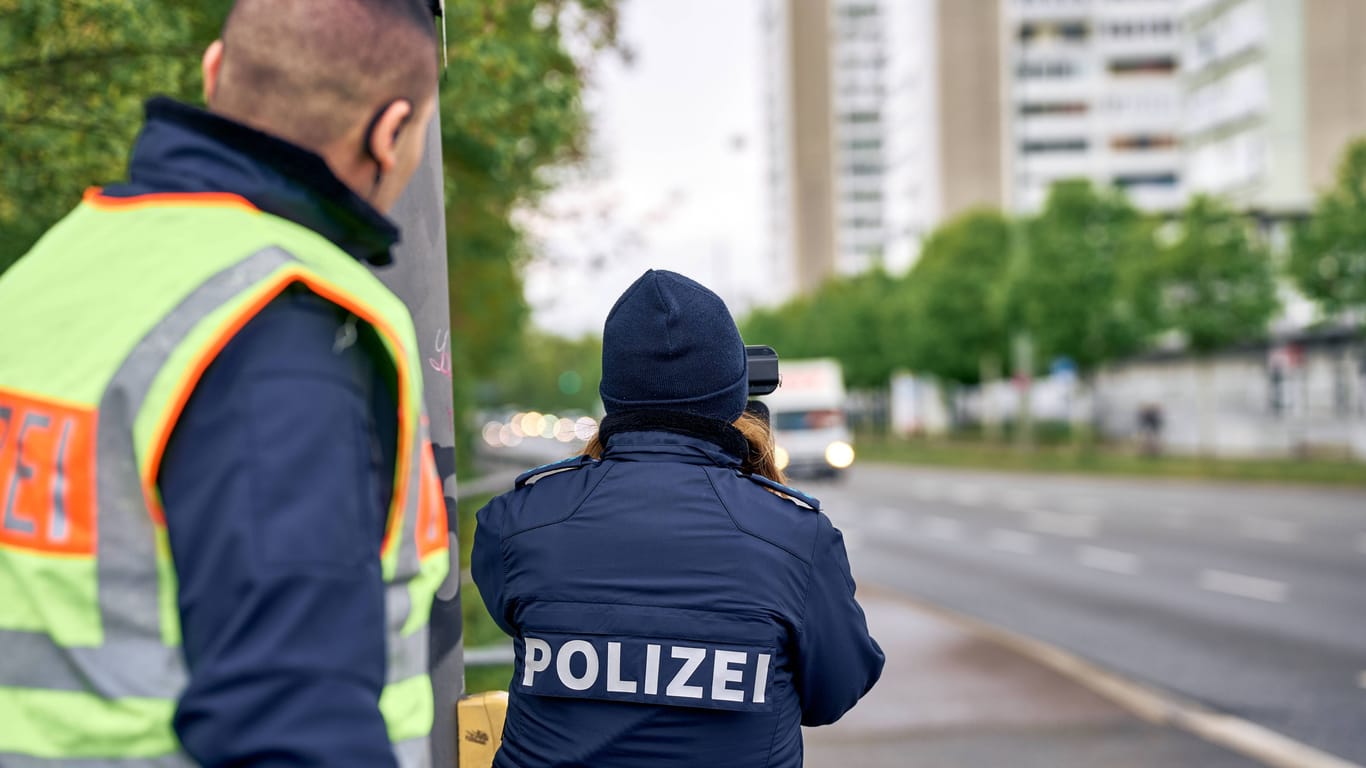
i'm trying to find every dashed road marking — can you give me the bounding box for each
[912,482,942,501]
[1163,507,1190,529]
[1078,545,1140,575]
[1240,518,1299,543]
[1026,510,1098,539]
[989,528,1037,555]
[869,507,903,532]
[1356,534,1366,555]
[923,516,963,541]
[1065,496,1104,514]
[1358,671,1366,690]
[1002,491,1036,512]
[1199,569,1288,603]
[950,485,985,507]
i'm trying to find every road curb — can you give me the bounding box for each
[867,586,1364,768]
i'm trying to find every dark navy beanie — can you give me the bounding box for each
[599,269,748,422]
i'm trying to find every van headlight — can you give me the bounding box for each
[824,441,855,469]
[774,446,790,471]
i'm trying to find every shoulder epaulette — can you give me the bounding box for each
[514,455,597,488]
[740,472,821,511]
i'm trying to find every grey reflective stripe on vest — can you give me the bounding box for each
[386,417,431,685]
[393,735,431,768]
[0,753,197,768]
[0,247,291,704]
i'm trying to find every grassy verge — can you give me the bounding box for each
[855,434,1366,487]
[457,491,516,693]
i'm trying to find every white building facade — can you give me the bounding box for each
[1006,0,1185,213]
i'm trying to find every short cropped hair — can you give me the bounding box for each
[215,0,439,148]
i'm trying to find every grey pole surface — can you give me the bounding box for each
[378,111,463,767]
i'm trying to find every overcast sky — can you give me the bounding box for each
[521,0,768,337]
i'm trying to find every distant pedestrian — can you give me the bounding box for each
[473,269,884,767]
[1138,403,1165,456]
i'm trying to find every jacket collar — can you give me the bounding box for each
[602,431,744,469]
[106,97,399,266]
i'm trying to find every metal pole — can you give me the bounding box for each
[379,108,463,767]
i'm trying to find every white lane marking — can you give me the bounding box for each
[923,516,963,541]
[1026,510,1098,539]
[1002,491,1036,512]
[1198,570,1289,603]
[1078,545,1140,575]
[912,482,942,501]
[950,484,985,507]
[1356,534,1366,556]
[869,507,903,532]
[1163,507,1190,529]
[1065,497,1104,514]
[989,528,1037,555]
[1240,518,1299,543]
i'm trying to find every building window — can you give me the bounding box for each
[1018,20,1090,43]
[1114,173,1178,189]
[846,138,883,151]
[843,111,881,124]
[1022,139,1088,154]
[847,163,883,175]
[1017,60,1081,79]
[1108,56,1177,76]
[1111,134,1179,151]
[1020,101,1089,116]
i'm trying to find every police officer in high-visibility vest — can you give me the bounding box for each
[0,1,449,765]
[472,270,884,767]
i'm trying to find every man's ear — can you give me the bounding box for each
[202,40,225,105]
[367,99,414,173]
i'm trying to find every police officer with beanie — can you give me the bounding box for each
[0,1,448,765]
[473,269,884,767]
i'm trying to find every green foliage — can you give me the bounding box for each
[489,329,602,413]
[437,0,618,445]
[0,0,620,457]
[1014,180,1160,375]
[1156,195,1279,353]
[0,0,233,271]
[1290,138,1366,319]
[741,270,904,389]
[900,209,1013,383]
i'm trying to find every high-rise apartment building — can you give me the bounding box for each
[937,0,1004,221]
[1005,0,1184,213]
[763,0,1366,302]
[1182,0,1366,213]
[763,0,938,297]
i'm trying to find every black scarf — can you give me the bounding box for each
[597,410,749,463]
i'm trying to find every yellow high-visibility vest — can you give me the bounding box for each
[0,190,450,765]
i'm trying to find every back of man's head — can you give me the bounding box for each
[211,0,439,152]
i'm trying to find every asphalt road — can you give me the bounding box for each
[806,464,1366,765]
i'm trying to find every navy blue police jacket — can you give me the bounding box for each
[472,429,885,768]
[111,98,405,766]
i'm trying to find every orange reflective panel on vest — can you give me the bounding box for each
[0,387,97,558]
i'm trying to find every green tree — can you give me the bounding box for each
[899,208,1013,385]
[740,270,903,391]
[1158,195,1278,354]
[0,0,621,460]
[1157,195,1279,453]
[1015,180,1160,376]
[1290,138,1366,321]
[490,329,602,414]
[0,0,231,270]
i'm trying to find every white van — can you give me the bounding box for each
[761,358,854,479]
